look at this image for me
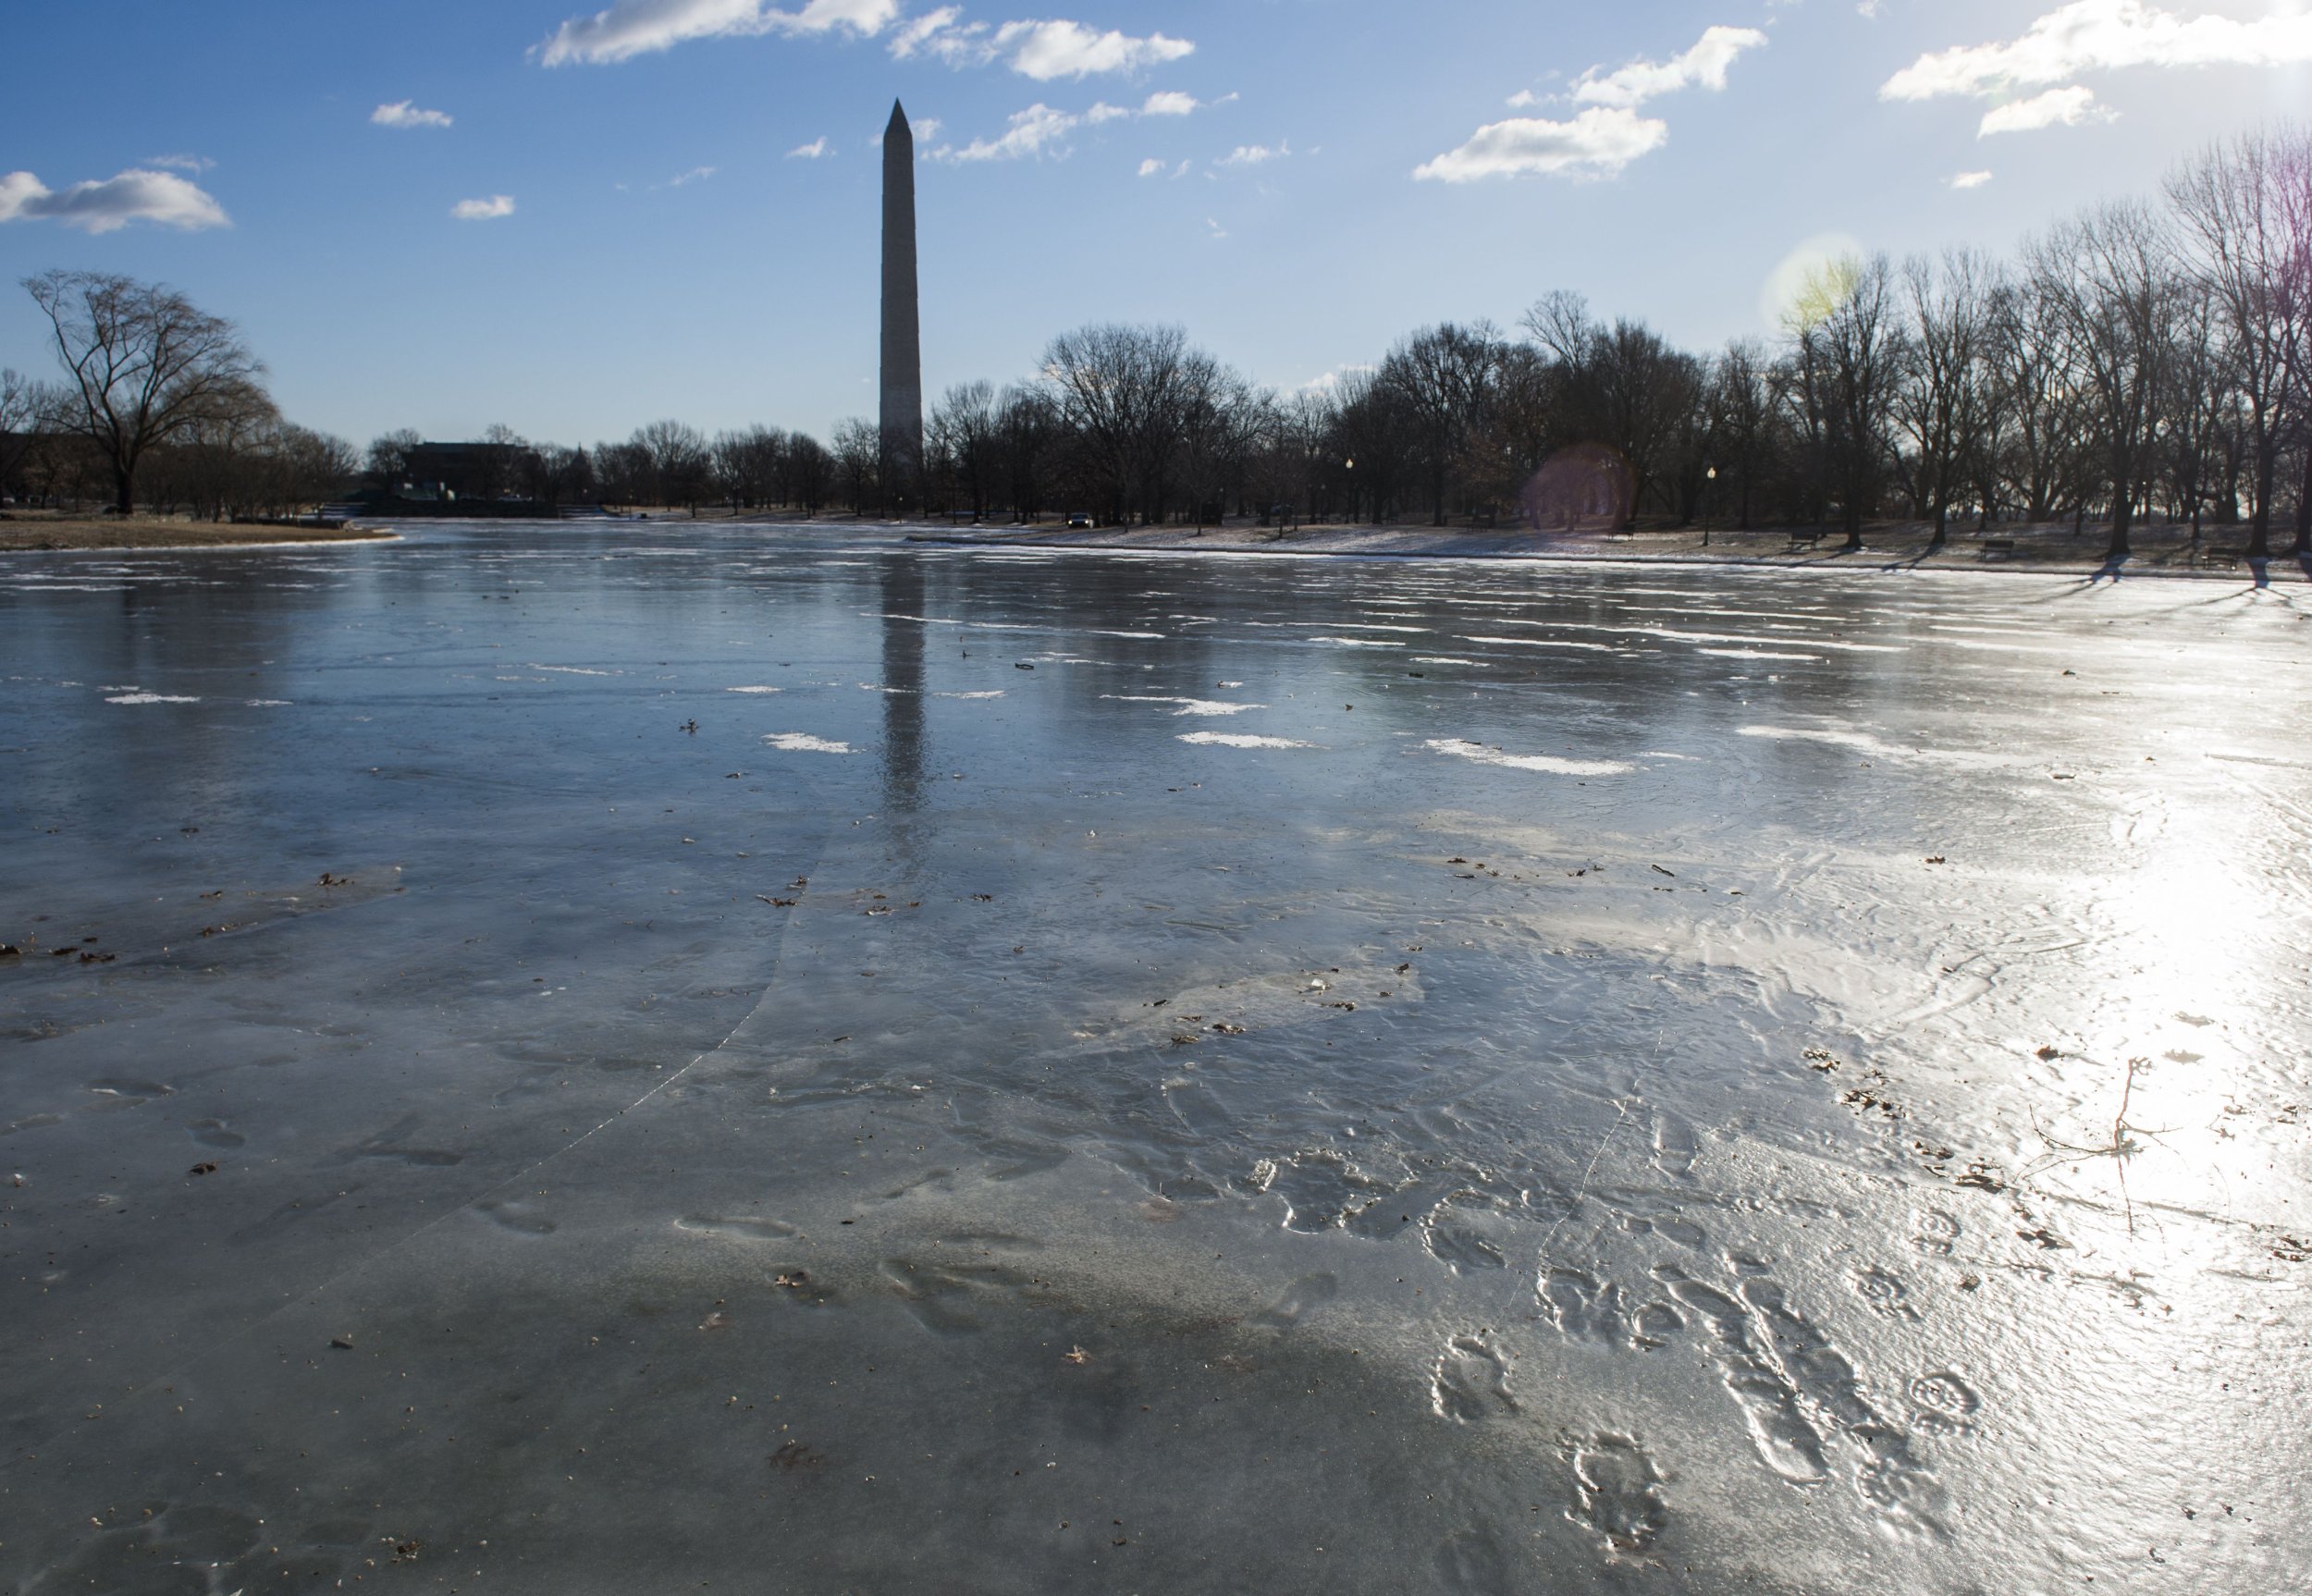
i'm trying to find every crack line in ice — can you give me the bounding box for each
[1461,636,1621,652]
[523,664,620,676]
[1428,739,1630,777]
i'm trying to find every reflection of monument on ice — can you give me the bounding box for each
[880,100,923,514]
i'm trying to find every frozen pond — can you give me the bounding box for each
[2,522,2307,1593]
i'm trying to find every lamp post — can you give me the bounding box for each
[1704,465,1717,548]
[1345,458,1355,525]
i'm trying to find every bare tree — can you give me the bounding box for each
[929,382,1000,521]
[1706,340,1774,531]
[631,419,708,512]
[830,418,881,514]
[997,385,1058,522]
[1524,295,1704,526]
[786,432,831,516]
[1381,322,1502,525]
[365,428,422,495]
[1896,251,1998,550]
[24,270,266,515]
[0,367,41,502]
[1798,253,1903,551]
[476,423,527,502]
[2166,129,2311,559]
[2030,203,2182,560]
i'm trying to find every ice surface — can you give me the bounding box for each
[2,522,2307,1593]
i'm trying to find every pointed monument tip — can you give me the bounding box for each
[889,99,909,128]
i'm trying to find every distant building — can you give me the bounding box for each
[399,442,516,502]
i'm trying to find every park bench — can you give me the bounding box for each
[1980,537,2016,559]
[1787,532,1824,551]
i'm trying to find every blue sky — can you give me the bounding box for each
[4,1,2309,448]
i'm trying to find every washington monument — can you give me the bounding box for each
[879,100,922,509]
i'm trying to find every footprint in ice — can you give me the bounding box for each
[1431,1334,1516,1422]
[1851,1267,1918,1320]
[1652,1113,1700,1179]
[1567,1435,1667,1554]
[1422,1194,1508,1273]
[1908,1370,1981,1434]
[1539,1267,1626,1346]
[473,1199,556,1235]
[1251,1271,1339,1332]
[1660,1272,1828,1485]
[1912,1209,1962,1257]
[881,1258,1027,1336]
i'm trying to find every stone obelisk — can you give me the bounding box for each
[879,100,923,511]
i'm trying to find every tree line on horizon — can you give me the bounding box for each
[6,128,2308,560]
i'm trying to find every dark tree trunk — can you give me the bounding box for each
[2106,473,2133,563]
[2292,448,2312,558]
[1927,503,1949,552]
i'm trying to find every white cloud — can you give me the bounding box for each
[1205,216,1227,239]
[890,6,966,56]
[1976,83,2115,135]
[669,166,718,184]
[1141,90,1199,117]
[1949,169,1995,189]
[788,137,831,158]
[538,0,898,66]
[1216,141,1287,167]
[1883,0,2312,102]
[1414,106,1666,183]
[1433,26,1758,185]
[936,103,1081,161]
[373,100,454,129]
[452,194,516,219]
[993,18,1193,80]
[146,153,215,172]
[0,168,230,233]
[1572,24,1769,108]
[937,89,1190,165]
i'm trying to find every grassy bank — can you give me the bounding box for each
[0,513,394,553]
[909,516,2311,580]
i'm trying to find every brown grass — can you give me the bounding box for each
[0,512,392,552]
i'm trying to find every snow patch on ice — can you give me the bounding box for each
[105,693,201,705]
[726,686,783,694]
[763,732,853,754]
[1105,694,1263,717]
[1179,732,1316,749]
[1428,739,1630,777]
